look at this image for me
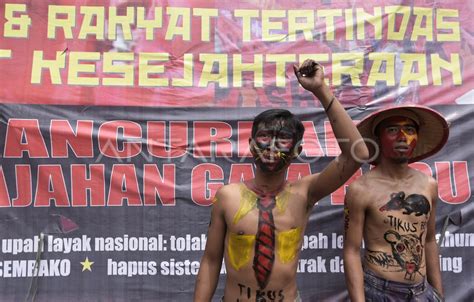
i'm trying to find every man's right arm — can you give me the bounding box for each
[294,60,369,205]
[343,182,366,302]
[194,189,227,301]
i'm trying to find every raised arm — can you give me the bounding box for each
[193,189,227,302]
[343,182,366,302]
[425,178,444,299]
[294,60,369,204]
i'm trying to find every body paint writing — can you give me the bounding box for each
[237,283,284,302]
[384,215,428,233]
[385,215,418,233]
[343,204,350,237]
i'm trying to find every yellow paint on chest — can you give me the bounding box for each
[227,232,255,271]
[233,184,290,225]
[226,184,301,270]
[277,227,302,263]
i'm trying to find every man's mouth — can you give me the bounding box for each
[256,151,290,171]
[261,151,285,161]
[258,158,286,172]
[394,145,410,152]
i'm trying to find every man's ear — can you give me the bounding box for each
[249,138,257,156]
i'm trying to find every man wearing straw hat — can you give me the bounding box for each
[343,105,449,301]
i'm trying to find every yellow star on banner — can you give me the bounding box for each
[81,257,94,272]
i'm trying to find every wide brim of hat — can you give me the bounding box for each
[357,105,449,164]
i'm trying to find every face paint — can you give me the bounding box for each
[378,117,418,162]
[252,121,298,172]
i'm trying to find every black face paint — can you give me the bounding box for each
[252,121,298,173]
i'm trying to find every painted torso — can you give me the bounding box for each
[362,172,433,284]
[220,182,309,301]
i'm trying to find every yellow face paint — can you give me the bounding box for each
[277,227,302,263]
[392,120,417,144]
[227,232,255,270]
[401,128,417,146]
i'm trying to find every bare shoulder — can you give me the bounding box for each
[410,168,437,187]
[214,183,241,206]
[216,183,242,200]
[409,168,438,200]
[293,172,320,191]
[344,170,376,207]
[347,170,373,195]
[216,182,240,195]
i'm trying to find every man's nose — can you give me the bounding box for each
[268,137,278,149]
[396,131,407,142]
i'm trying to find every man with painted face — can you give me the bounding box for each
[343,106,449,301]
[194,59,369,301]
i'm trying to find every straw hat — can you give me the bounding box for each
[357,105,449,164]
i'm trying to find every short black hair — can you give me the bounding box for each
[251,109,305,143]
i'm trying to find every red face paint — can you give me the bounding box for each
[378,117,418,162]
